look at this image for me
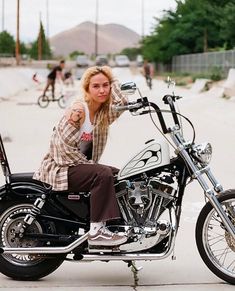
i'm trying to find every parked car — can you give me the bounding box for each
[114,55,130,67]
[136,54,143,67]
[95,55,108,66]
[76,55,89,67]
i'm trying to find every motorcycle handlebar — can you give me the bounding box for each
[112,102,143,112]
[112,98,169,134]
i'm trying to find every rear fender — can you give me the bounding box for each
[0,181,48,202]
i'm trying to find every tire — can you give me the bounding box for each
[58,95,66,109]
[196,190,235,284]
[146,76,152,90]
[37,95,50,108]
[0,202,65,280]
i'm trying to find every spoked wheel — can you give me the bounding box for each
[196,190,235,284]
[0,203,65,280]
[37,95,50,108]
[58,95,66,108]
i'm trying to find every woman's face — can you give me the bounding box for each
[88,73,111,105]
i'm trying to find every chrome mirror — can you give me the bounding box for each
[166,76,176,88]
[120,82,137,95]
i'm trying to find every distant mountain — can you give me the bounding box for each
[50,21,141,57]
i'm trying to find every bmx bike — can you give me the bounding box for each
[37,91,66,109]
[145,75,152,90]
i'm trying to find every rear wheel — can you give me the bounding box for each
[0,203,65,280]
[38,95,50,108]
[58,95,66,108]
[196,190,235,284]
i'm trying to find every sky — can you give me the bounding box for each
[1,0,177,43]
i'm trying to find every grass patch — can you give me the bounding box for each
[160,66,224,86]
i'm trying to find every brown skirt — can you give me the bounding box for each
[68,164,120,222]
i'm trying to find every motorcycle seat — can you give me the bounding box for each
[9,172,75,195]
[10,172,52,189]
[10,172,35,182]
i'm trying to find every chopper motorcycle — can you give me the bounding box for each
[0,80,234,283]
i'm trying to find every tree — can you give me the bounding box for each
[141,0,233,64]
[220,2,235,49]
[29,21,52,60]
[69,50,85,60]
[0,31,15,55]
[20,42,29,55]
[119,47,142,61]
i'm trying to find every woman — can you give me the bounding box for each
[34,66,127,247]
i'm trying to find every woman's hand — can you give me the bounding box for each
[65,102,85,129]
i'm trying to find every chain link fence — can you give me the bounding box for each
[172,49,235,77]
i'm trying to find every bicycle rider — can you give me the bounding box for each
[42,60,65,100]
[143,59,154,90]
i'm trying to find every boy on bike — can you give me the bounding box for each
[143,59,154,90]
[42,60,65,100]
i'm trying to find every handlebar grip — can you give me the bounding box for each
[112,103,142,112]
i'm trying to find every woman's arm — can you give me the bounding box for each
[54,101,93,165]
[108,80,128,124]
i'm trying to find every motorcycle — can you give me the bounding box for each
[0,79,234,284]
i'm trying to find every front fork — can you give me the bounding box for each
[172,132,235,240]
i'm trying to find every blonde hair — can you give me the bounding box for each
[81,66,114,130]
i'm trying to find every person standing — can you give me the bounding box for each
[143,59,154,90]
[34,66,128,247]
[42,60,65,99]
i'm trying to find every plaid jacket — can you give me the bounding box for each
[33,81,127,191]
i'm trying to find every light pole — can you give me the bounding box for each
[95,0,99,57]
[46,0,49,39]
[46,0,50,58]
[15,0,20,65]
[1,0,4,31]
[141,0,145,38]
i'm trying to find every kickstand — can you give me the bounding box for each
[127,261,143,289]
[128,260,143,272]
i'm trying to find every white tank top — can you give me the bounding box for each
[79,103,94,159]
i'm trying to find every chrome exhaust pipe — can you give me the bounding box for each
[81,251,171,261]
[0,233,88,254]
[0,208,178,257]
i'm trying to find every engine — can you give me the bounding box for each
[114,177,177,252]
[115,177,176,227]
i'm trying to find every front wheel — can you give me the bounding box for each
[196,190,235,284]
[0,203,65,280]
[58,95,66,108]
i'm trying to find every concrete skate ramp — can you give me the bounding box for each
[190,78,211,93]
[0,67,47,98]
[223,68,235,97]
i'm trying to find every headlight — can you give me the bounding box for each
[192,142,212,166]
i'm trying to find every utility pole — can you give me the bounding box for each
[15,0,20,65]
[141,0,145,38]
[46,0,49,39]
[1,0,5,31]
[95,0,99,57]
[46,0,50,58]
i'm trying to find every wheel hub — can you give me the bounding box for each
[3,217,40,248]
[0,206,44,263]
[225,231,235,252]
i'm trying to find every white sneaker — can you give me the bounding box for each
[88,226,127,246]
